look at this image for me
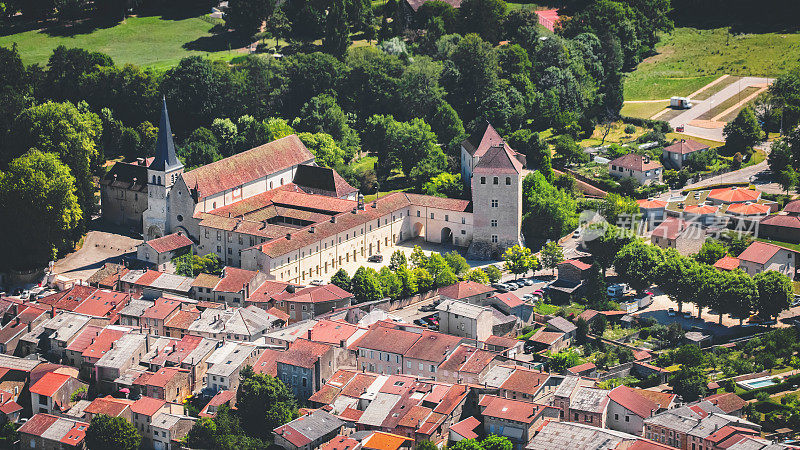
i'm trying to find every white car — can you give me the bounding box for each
[309,279,325,286]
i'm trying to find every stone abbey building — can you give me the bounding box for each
[102,100,525,284]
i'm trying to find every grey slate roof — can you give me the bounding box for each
[547,316,577,334]
[569,387,609,413]
[526,421,637,450]
[278,410,344,442]
[150,98,183,172]
[437,299,491,319]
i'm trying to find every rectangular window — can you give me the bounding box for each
[491,220,497,227]
[492,235,498,243]
[417,211,420,217]
[431,213,434,219]
[481,177,486,184]
[491,200,498,207]
[493,177,499,185]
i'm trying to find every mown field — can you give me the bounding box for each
[0,15,247,69]
[624,27,800,101]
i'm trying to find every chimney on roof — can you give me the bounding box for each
[310,226,315,233]
[330,216,337,223]
[286,233,291,240]
[352,208,357,214]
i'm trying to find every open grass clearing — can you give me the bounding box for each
[0,14,252,69]
[692,76,744,100]
[696,86,761,120]
[755,238,800,253]
[624,27,800,101]
[657,108,688,122]
[620,101,669,119]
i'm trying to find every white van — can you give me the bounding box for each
[607,283,630,298]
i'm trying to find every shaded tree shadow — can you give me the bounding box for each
[182,31,250,52]
[136,1,218,21]
[40,18,120,38]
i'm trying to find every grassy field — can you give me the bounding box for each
[0,15,248,68]
[620,101,669,119]
[624,27,800,101]
[693,76,743,100]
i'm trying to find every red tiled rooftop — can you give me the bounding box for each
[490,292,523,308]
[473,144,523,174]
[73,290,129,318]
[713,256,740,271]
[438,281,494,300]
[182,134,314,200]
[136,367,188,388]
[449,416,481,440]
[531,331,564,346]
[273,284,353,303]
[684,204,719,215]
[310,320,360,345]
[608,385,657,419]
[277,339,332,368]
[30,372,72,397]
[65,325,104,352]
[84,396,130,417]
[704,392,747,415]
[500,367,549,393]
[559,259,592,271]
[567,362,596,374]
[266,307,290,322]
[480,395,544,423]
[321,435,360,450]
[652,217,698,240]
[248,280,293,303]
[352,322,421,355]
[726,202,770,216]
[131,396,166,416]
[737,241,792,265]
[145,233,193,254]
[214,267,258,293]
[708,187,760,203]
[404,330,462,364]
[253,348,282,376]
[141,297,182,320]
[761,214,800,229]
[609,153,662,172]
[485,335,519,349]
[132,270,163,287]
[82,327,128,359]
[638,198,668,209]
[164,308,201,331]
[664,139,709,155]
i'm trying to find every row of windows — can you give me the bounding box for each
[480,176,513,185]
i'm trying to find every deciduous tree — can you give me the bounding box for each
[540,241,564,275]
[503,245,538,279]
[754,271,793,320]
[85,414,141,450]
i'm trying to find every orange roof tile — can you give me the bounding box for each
[29,372,72,397]
[707,187,760,203]
[363,431,413,450]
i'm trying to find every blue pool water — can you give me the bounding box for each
[747,379,777,389]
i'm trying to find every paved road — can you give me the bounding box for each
[668,76,774,142]
[53,230,141,282]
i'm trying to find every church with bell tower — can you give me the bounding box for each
[142,98,184,240]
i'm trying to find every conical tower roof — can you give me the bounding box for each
[150,97,183,172]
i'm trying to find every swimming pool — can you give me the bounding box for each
[738,376,780,390]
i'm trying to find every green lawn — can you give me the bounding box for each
[0,15,248,69]
[755,237,800,252]
[620,101,669,119]
[624,27,800,101]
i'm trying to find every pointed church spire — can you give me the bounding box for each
[150,97,182,172]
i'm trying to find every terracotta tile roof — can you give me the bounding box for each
[608,385,658,418]
[84,396,130,417]
[30,372,72,397]
[438,281,494,300]
[309,320,360,345]
[363,431,413,450]
[321,435,360,450]
[784,200,800,214]
[404,330,462,364]
[192,273,221,289]
[197,300,225,310]
[199,389,235,418]
[0,400,21,414]
[215,267,258,293]
[713,256,740,271]
[47,286,97,311]
[638,198,668,209]
[474,144,523,173]
[182,134,314,200]
[253,348,282,376]
[352,323,421,355]
[248,280,293,303]
[277,339,332,368]
[485,335,519,349]
[404,193,472,212]
[145,233,193,254]
[708,187,760,204]
[292,164,358,198]
[65,325,104,352]
[340,373,378,397]
[463,123,505,157]
[439,344,495,374]
[704,392,747,414]
[531,330,564,345]
[274,284,353,304]
[684,204,719,215]
[632,350,652,361]
[490,292,523,308]
[149,334,205,367]
[449,416,481,440]
[610,153,662,172]
[577,309,599,322]
[663,139,709,155]
[141,297,182,320]
[164,308,201,330]
[131,396,166,416]
[652,217,699,240]
[131,270,163,287]
[635,390,675,410]
[72,290,129,318]
[308,384,341,405]
[83,329,130,364]
[481,394,544,423]
[726,202,770,216]
[761,214,800,229]
[338,406,363,421]
[266,307,290,321]
[567,362,596,374]
[559,259,592,271]
[627,440,674,449]
[135,367,188,389]
[737,241,792,265]
[500,367,549,393]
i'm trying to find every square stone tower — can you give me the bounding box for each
[467,143,524,259]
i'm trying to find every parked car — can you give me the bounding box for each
[667,308,676,317]
[310,279,325,286]
[607,283,630,298]
[491,283,508,292]
[413,319,426,326]
[367,254,383,263]
[420,304,436,312]
[532,289,544,296]
[506,283,518,291]
[522,278,534,286]
[683,311,692,319]
[522,294,534,301]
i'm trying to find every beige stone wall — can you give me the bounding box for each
[101,185,148,229]
[470,172,522,257]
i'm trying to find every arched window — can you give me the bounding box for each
[280,178,284,185]
[270,181,274,189]
[157,176,161,185]
[152,175,156,184]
